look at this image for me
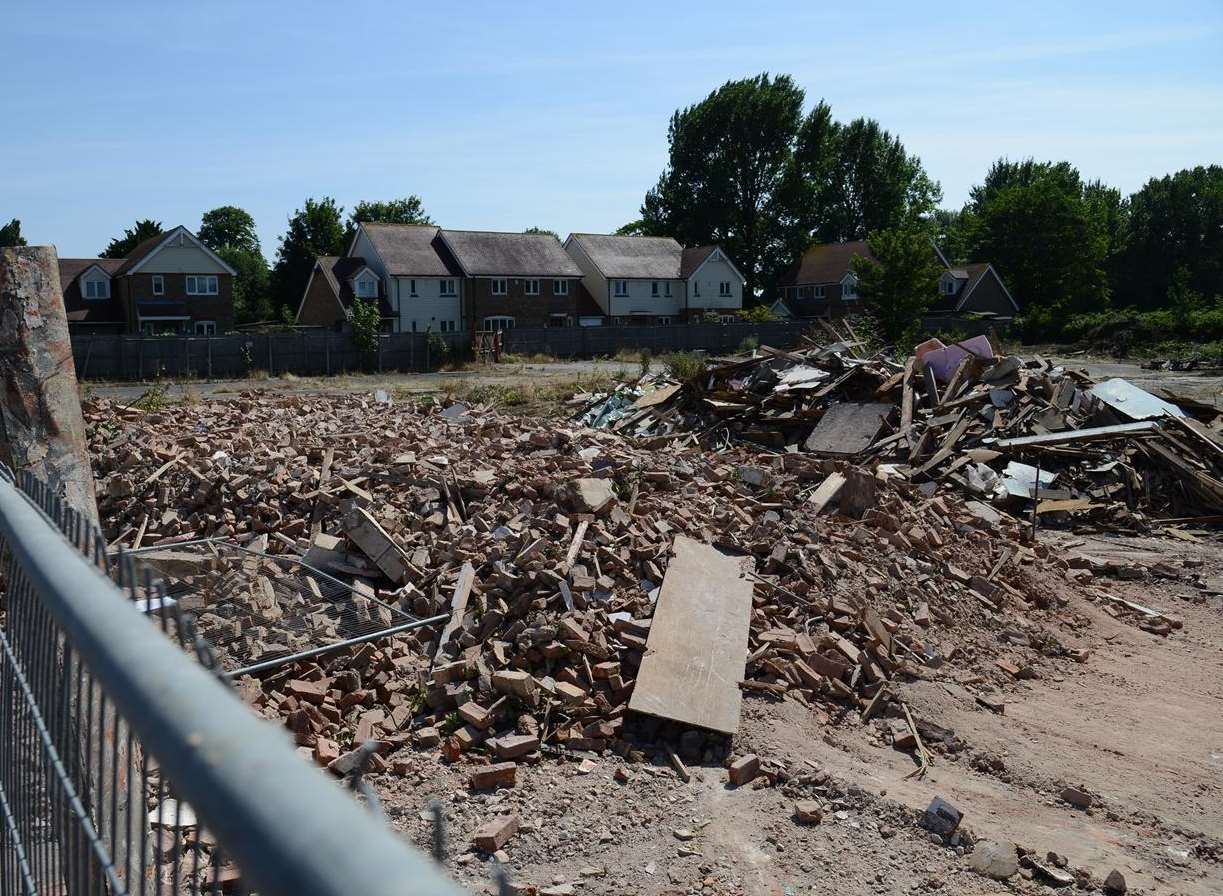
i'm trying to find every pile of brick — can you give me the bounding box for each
[87,390,1097,785]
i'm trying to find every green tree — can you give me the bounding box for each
[638,74,940,300]
[198,206,271,324]
[640,74,808,299]
[1115,165,1223,309]
[614,219,652,236]
[102,219,163,258]
[270,197,347,317]
[967,165,1109,327]
[350,297,382,359]
[523,226,559,239]
[851,226,942,343]
[345,195,433,241]
[198,205,261,255]
[0,218,26,246]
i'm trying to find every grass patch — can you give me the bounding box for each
[661,351,707,382]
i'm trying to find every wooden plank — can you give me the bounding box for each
[434,561,476,662]
[804,403,892,455]
[808,472,847,514]
[632,383,682,409]
[343,506,411,583]
[992,421,1156,448]
[628,536,753,735]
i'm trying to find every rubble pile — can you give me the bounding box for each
[577,334,1223,530]
[88,389,1096,782]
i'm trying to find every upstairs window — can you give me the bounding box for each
[553,279,569,296]
[491,278,507,295]
[693,281,701,298]
[152,275,165,296]
[941,277,958,296]
[83,278,110,299]
[719,281,731,297]
[355,276,377,298]
[651,281,659,297]
[613,280,628,297]
[525,279,540,295]
[409,279,418,297]
[186,275,219,295]
[440,279,457,296]
[664,282,672,297]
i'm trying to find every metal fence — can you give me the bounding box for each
[0,465,463,896]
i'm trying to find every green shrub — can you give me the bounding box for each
[663,351,707,382]
[736,305,778,323]
[737,335,760,353]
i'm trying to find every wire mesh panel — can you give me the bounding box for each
[0,466,464,896]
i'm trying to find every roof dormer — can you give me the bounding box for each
[79,264,113,300]
[939,270,967,296]
[351,266,379,298]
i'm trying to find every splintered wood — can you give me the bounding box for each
[629,536,753,735]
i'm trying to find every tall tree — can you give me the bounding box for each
[271,198,347,316]
[640,74,808,299]
[198,205,261,255]
[817,117,941,242]
[931,208,971,264]
[967,165,1109,325]
[1115,165,1223,309]
[102,219,163,258]
[851,226,942,342]
[345,196,433,241]
[198,206,271,323]
[0,218,26,247]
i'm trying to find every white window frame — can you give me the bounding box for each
[664,282,672,297]
[693,281,701,298]
[409,279,418,297]
[355,276,377,298]
[524,279,540,295]
[151,275,165,296]
[719,281,731,297]
[719,314,735,324]
[194,320,216,336]
[491,278,507,296]
[651,281,659,297]
[842,281,858,300]
[553,279,569,296]
[613,280,628,297]
[439,320,457,333]
[941,276,957,296]
[440,278,457,297]
[83,278,110,300]
[657,316,672,326]
[186,275,219,296]
[481,316,514,332]
[814,285,826,299]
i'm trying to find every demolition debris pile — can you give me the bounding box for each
[88,383,1103,782]
[576,334,1223,530]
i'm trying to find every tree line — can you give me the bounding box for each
[2,71,1218,340]
[629,73,1222,341]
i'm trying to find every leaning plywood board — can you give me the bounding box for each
[804,402,893,455]
[629,536,753,734]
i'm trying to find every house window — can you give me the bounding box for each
[719,281,731,297]
[194,320,216,336]
[693,281,701,298]
[719,314,735,324]
[440,279,457,296]
[83,278,110,300]
[152,275,164,296]
[651,281,659,297]
[842,277,858,300]
[186,275,219,295]
[491,278,507,295]
[355,276,377,298]
[664,282,672,297]
[525,279,540,295]
[482,316,514,332]
[409,279,418,296]
[439,320,457,333]
[553,279,569,296]
[942,278,957,296]
[613,280,628,297]
[657,316,671,326]
[549,313,570,328]
[814,285,826,299]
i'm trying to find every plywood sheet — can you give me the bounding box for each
[804,402,892,455]
[628,536,753,734]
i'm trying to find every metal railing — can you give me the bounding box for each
[0,465,464,896]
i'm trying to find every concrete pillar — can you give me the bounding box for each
[0,246,98,525]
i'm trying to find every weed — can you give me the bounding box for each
[737,336,760,354]
[662,351,707,382]
[638,348,653,376]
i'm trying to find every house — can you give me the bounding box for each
[562,234,744,324]
[775,240,871,319]
[927,246,1019,320]
[777,239,1019,321]
[59,225,236,335]
[298,224,585,333]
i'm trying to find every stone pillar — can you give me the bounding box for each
[0,245,98,524]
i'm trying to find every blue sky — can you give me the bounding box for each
[2,0,1220,261]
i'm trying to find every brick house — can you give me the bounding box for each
[59,225,236,335]
[298,224,584,333]
[562,233,744,325]
[775,240,1018,321]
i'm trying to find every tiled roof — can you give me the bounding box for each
[441,229,582,278]
[315,256,394,318]
[680,245,718,278]
[360,224,459,277]
[929,262,993,313]
[57,257,125,323]
[568,234,683,280]
[779,241,873,287]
